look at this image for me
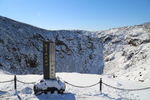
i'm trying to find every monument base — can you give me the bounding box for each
[34,79,66,95]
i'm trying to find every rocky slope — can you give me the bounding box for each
[0,16,150,82]
[0,16,104,74]
[97,23,150,82]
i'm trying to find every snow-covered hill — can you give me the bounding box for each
[0,16,104,74]
[97,23,150,82]
[0,16,150,82]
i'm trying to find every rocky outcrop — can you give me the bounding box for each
[0,16,104,74]
[98,23,150,82]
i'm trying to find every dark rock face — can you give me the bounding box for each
[0,16,104,74]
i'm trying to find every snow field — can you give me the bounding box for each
[0,73,150,100]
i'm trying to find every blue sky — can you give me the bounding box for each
[0,0,150,31]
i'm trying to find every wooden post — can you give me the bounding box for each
[14,75,17,91]
[100,78,102,93]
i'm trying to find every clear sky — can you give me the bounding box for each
[0,0,150,31]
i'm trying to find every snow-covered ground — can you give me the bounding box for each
[0,73,150,100]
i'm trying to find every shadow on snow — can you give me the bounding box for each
[37,93,76,100]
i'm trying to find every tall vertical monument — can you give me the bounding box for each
[43,41,56,79]
[34,41,65,95]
